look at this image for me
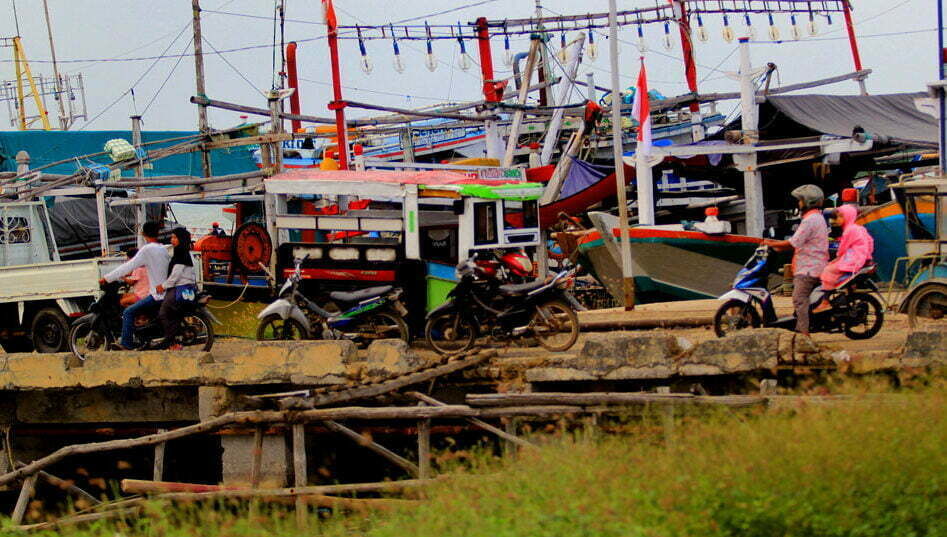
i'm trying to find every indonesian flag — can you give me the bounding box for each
[631,57,652,156]
[322,0,338,33]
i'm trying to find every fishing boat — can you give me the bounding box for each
[575,211,784,304]
[858,198,935,282]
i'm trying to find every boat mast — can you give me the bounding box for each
[192,0,212,177]
[841,0,867,96]
[325,0,349,170]
[41,0,67,130]
[608,0,635,310]
[738,37,765,238]
[939,0,946,173]
[669,0,704,142]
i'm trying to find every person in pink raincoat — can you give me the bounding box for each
[814,204,874,311]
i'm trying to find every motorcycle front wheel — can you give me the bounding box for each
[180,313,215,351]
[425,311,477,355]
[68,319,107,361]
[256,314,309,341]
[713,299,762,337]
[531,300,580,352]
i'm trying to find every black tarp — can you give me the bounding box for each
[764,92,937,147]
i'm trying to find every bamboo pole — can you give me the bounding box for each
[11,474,38,524]
[407,392,536,450]
[15,506,142,532]
[122,477,438,496]
[323,420,420,477]
[466,393,766,407]
[502,37,541,167]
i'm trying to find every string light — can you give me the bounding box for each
[586,24,597,61]
[456,22,472,71]
[662,20,673,49]
[557,27,568,62]
[424,21,437,72]
[807,10,818,36]
[767,13,780,41]
[722,14,734,43]
[790,14,802,40]
[503,26,513,66]
[743,13,756,40]
[696,13,709,42]
[356,25,373,74]
[390,24,405,73]
[637,22,647,51]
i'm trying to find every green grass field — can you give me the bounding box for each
[14,381,946,537]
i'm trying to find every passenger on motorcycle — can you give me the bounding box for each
[155,228,197,350]
[813,205,874,312]
[98,222,171,350]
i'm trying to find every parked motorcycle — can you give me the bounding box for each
[425,254,581,354]
[713,246,884,339]
[256,256,410,345]
[68,281,216,360]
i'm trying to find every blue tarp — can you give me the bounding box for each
[0,130,257,176]
[559,157,612,200]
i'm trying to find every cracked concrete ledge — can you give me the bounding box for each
[0,339,433,390]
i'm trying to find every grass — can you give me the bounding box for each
[206,299,265,339]
[11,382,947,537]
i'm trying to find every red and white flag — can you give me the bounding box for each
[631,57,652,156]
[322,0,338,33]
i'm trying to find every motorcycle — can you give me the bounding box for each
[424,254,581,354]
[68,281,216,360]
[256,256,410,345]
[713,246,884,339]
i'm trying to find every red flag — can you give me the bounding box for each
[322,0,338,33]
[631,57,652,156]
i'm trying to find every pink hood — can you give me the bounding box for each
[835,205,874,273]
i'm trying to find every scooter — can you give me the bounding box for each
[424,254,581,354]
[256,256,410,346]
[713,246,884,340]
[68,281,216,360]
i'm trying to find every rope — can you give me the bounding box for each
[206,281,252,310]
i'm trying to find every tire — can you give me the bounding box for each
[843,293,885,340]
[180,313,216,351]
[256,314,309,341]
[425,310,477,355]
[68,319,107,361]
[713,299,762,338]
[907,284,947,331]
[31,307,70,353]
[355,311,410,346]
[531,300,580,352]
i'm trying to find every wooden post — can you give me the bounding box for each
[738,38,765,238]
[608,0,635,310]
[11,474,37,524]
[192,0,212,177]
[250,426,264,489]
[501,37,541,168]
[417,419,431,479]
[399,127,416,165]
[656,386,674,446]
[95,186,109,256]
[131,115,145,247]
[267,94,284,172]
[291,424,307,527]
[152,429,166,482]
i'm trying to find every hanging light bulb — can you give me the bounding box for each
[356,25,373,74]
[663,21,673,50]
[424,22,437,72]
[557,30,568,62]
[456,23,472,72]
[767,13,780,41]
[586,27,598,61]
[807,11,818,36]
[743,13,756,40]
[503,31,513,66]
[790,14,802,40]
[722,14,734,43]
[637,23,648,52]
[391,39,405,73]
[696,14,709,42]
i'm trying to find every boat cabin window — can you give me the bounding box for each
[473,202,498,245]
[503,200,538,230]
[903,194,935,241]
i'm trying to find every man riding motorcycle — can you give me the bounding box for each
[98,221,170,350]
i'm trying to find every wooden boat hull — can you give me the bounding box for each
[577,213,780,304]
[858,200,935,282]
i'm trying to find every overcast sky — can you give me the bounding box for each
[0,0,936,132]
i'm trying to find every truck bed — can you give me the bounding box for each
[0,257,126,303]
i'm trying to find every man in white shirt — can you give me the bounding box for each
[99,221,170,349]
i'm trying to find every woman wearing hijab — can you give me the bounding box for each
[814,205,874,312]
[155,228,197,350]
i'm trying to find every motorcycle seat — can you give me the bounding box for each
[499,280,546,295]
[330,285,393,303]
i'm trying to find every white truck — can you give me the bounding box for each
[0,202,124,352]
